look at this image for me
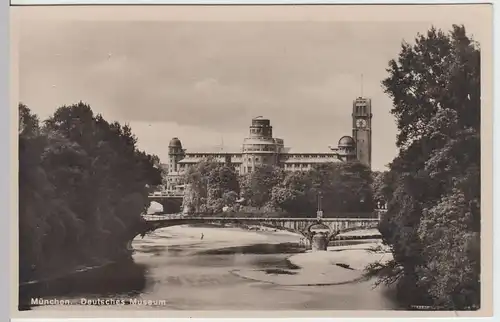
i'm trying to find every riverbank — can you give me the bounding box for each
[232,240,392,286]
[19,248,137,310]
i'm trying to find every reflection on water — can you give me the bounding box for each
[19,261,148,310]
[198,242,305,255]
[21,226,400,311]
[263,268,298,275]
[329,239,379,247]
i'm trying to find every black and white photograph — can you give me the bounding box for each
[13,4,492,318]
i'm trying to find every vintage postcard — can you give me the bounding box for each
[11,3,493,319]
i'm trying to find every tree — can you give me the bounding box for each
[268,162,374,216]
[271,171,313,215]
[326,162,374,212]
[378,25,480,309]
[372,171,386,205]
[19,104,54,280]
[239,165,285,208]
[19,102,163,283]
[298,162,374,214]
[182,159,239,214]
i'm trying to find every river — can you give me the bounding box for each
[26,224,399,311]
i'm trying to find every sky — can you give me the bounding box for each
[16,6,489,171]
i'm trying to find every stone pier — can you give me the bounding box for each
[311,233,329,251]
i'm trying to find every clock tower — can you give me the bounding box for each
[352,97,372,169]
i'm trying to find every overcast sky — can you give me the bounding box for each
[17,6,488,171]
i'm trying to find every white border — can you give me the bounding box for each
[5,1,498,321]
[8,0,496,5]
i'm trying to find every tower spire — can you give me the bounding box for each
[360,73,364,97]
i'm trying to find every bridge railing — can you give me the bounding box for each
[142,209,387,222]
[142,213,184,221]
[148,191,184,198]
[141,215,380,223]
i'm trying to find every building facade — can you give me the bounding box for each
[352,97,372,167]
[165,97,372,192]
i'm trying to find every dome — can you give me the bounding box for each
[338,136,355,147]
[169,137,182,148]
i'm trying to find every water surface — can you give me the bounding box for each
[27,225,398,310]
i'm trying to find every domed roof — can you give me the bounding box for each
[338,136,355,147]
[169,137,182,148]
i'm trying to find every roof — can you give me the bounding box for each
[281,147,337,154]
[184,146,242,154]
[169,137,182,148]
[178,144,343,157]
[282,157,341,164]
[178,156,243,164]
[338,136,355,146]
[178,158,202,164]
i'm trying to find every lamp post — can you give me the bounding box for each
[310,191,329,251]
[375,200,387,221]
[359,195,365,212]
[316,191,323,221]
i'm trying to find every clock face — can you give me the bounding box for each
[356,119,367,128]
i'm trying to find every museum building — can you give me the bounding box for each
[165,97,373,192]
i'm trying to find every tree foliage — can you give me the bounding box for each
[240,165,286,209]
[182,160,374,217]
[19,102,163,283]
[270,162,374,215]
[378,25,480,309]
[371,170,394,205]
[182,158,239,214]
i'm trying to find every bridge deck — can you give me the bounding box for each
[143,215,378,222]
[138,214,380,239]
[148,194,183,198]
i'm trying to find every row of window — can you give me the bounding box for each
[179,154,241,159]
[355,105,369,115]
[172,153,340,161]
[243,145,277,152]
[243,156,271,163]
[223,164,313,174]
[281,154,334,159]
[172,159,340,170]
[250,128,271,135]
[168,162,320,176]
[285,163,312,168]
[338,147,355,152]
[242,166,253,173]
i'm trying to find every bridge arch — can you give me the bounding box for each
[148,196,183,214]
[135,215,380,242]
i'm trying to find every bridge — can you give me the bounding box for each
[148,192,184,213]
[137,213,382,250]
